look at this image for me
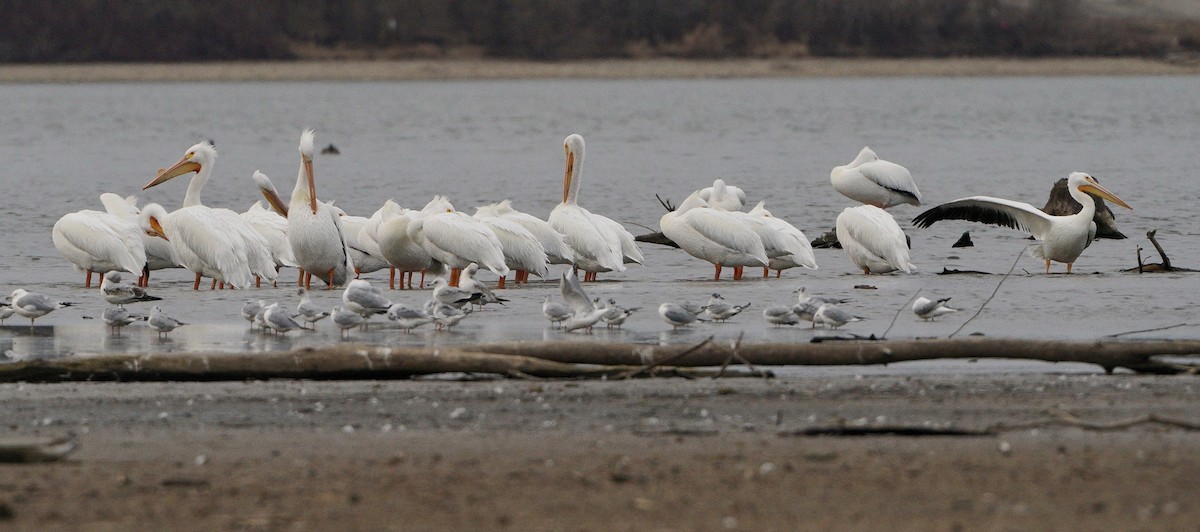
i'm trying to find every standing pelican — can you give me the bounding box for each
[376,202,439,290]
[52,198,147,287]
[142,140,277,289]
[103,194,180,287]
[287,129,353,289]
[698,179,747,211]
[745,201,818,276]
[242,171,298,284]
[658,191,768,280]
[836,205,916,274]
[830,147,922,208]
[479,199,574,268]
[407,196,508,286]
[912,172,1131,273]
[549,134,642,282]
[473,202,550,287]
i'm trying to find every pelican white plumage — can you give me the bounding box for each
[743,201,818,277]
[549,134,642,282]
[376,202,439,290]
[142,140,278,289]
[912,172,1132,273]
[831,147,922,208]
[242,171,298,281]
[836,205,916,274]
[473,201,551,287]
[659,190,768,280]
[287,130,353,289]
[408,196,508,287]
[52,197,147,287]
[104,194,180,287]
[698,179,747,211]
[335,207,391,278]
[479,200,574,266]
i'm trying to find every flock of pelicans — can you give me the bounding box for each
[2,130,1133,337]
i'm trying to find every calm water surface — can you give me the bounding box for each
[1,76,1198,362]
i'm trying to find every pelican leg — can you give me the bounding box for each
[304,273,312,290]
[763,267,770,278]
[141,265,150,287]
[298,269,305,286]
[450,268,461,287]
[389,267,396,290]
[256,276,261,288]
[497,276,507,289]
[1045,259,1051,274]
[326,268,336,289]
[85,271,93,288]
[193,272,202,291]
[1067,262,1074,274]
[733,266,743,280]
[714,264,723,281]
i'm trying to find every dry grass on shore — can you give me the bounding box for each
[3,57,1200,83]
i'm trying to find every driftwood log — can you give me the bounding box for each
[1124,229,1198,273]
[1,338,1198,382]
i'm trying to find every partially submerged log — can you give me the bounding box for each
[1,338,1198,382]
[1124,229,1198,273]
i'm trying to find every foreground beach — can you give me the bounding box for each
[2,374,1198,529]
[3,57,1200,83]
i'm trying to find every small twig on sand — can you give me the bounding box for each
[950,247,1025,338]
[714,332,758,379]
[616,336,713,380]
[1104,323,1192,338]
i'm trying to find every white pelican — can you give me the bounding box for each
[407,196,508,286]
[913,296,959,321]
[376,203,439,290]
[658,191,768,280]
[473,202,549,287]
[101,194,180,287]
[329,205,390,278]
[142,140,278,289]
[836,205,916,274]
[354,203,399,278]
[242,171,298,283]
[287,130,353,289]
[741,201,819,277]
[478,199,574,267]
[911,172,1132,273]
[831,147,922,208]
[549,134,642,282]
[698,179,747,211]
[52,205,147,287]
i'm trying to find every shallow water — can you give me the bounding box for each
[1,76,1199,361]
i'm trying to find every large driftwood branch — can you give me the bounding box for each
[1,338,1198,382]
[1124,229,1198,273]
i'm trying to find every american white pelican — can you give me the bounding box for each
[478,200,574,266]
[912,172,1132,273]
[6,289,74,328]
[407,196,508,286]
[287,130,353,289]
[148,306,185,337]
[142,140,278,289]
[831,147,922,208]
[698,179,747,211]
[1043,176,1126,239]
[742,201,819,277]
[836,205,916,274]
[334,206,390,278]
[376,204,440,290]
[549,134,642,282]
[52,209,147,288]
[102,194,180,287]
[912,296,959,321]
[472,203,549,287]
[242,171,299,282]
[658,191,768,280]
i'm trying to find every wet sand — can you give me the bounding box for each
[3,57,1200,83]
[2,374,1199,529]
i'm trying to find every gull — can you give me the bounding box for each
[294,288,330,330]
[601,299,639,329]
[542,295,573,328]
[678,301,707,317]
[704,293,750,322]
[148,306,185,337]
[795,287,849,306]
[659,302,704,329]
[813,304,863,329]
[254,303,271,332]
[912,296,960,321]
[331,305,364,338]
[386,303,435,332]
[459,263,508,307]
[428,301,471,330]
[101,271,162,307]
[342,279,391,318]
[559,270,607,332]
[102,306,144,335]
[263,303,304,335]
[6,289,74,329]
[431,277,481,308]
[242,300,265,330]
[762,305,801,327]
[0,305,15,325]
[792,302,821,327]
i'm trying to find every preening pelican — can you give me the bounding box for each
[831,147,922,208]
[101,194,179,287]
[335,206,390,278]
[479,200,574,266]
[287,129,353,289]
[658,190,768,280]
[473,202,549,287]
[698,179,747,211]
[52,203,147,287]
[142,140,277,289]
[744,201,818,276]
[376,202,439,289]
[408,196,508,286]
[549,134,641,282]
[912,172,1131,273]
[836,205,915,274]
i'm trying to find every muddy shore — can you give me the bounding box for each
[2,374,1198,530]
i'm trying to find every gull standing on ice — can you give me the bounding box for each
[813,304,862,329]
[342,279,392,318]
[912,296,960,321]
[6,289,74,329]
[331,305,365,338]
[659,302,703,329]
[542,295,573,328]
[101,271,162,307]
[148,306,185,337]
[704,293,750,322]
[102,306,144,335]
[386,303,435,332]
[294,288,330,329]
[263,303,304,335]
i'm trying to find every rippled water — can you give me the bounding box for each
[1,76,1199,360]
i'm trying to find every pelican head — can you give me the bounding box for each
[252,170,290,216]
[299,129,317,214]
[1070,172,1131,210]
[138,203,170,241]
[144,140,216,190]
[422,195,455,214]
[562,134,585,204]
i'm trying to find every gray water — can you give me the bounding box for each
[2,76,1199,363]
